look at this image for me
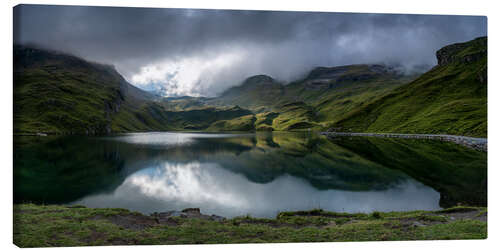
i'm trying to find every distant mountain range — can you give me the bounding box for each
[13,37,487,137]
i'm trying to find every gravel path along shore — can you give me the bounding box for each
[320,132,487,152]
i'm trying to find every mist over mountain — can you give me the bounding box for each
[13,35,487,138]
[14,5,486,97]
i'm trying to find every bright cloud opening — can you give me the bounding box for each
[130,50,246,97]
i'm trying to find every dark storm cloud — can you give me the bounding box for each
[14,5,487,96]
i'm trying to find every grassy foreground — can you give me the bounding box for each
[14,204,486,247]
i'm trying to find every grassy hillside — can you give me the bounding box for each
[14,46,132,134]
[282,65,414,121]
[334,37,487,137]
[162,106,252,130]
[162,96,215,111]
[271,102,321,131]
[207,114,256,131]
[209,75,285,111]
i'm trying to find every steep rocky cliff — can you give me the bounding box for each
[436,37,487,66]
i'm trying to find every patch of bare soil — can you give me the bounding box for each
[90,214,158,230]
[432,210,487,223]
[390,209,487,229]
[89,207,227,230]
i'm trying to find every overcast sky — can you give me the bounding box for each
[14,5,487,97]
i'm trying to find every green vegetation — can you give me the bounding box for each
[210,75,285,110]
[207,114,256,131]
[13,204,486,247]
[13,46,175,134]
[281,64,416,127]
[254,112,279,130]
[202,64,414,132]
[189,38,487,135]
[14,46,129,134]
[158,106,252,130]
[334,37,487,137]
[205,101,325,131]
[209,64,414,132]
[271,102,321,131]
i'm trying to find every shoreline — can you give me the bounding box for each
[14,130,488,152]
[13,203,487,247]
[320,132,487,152]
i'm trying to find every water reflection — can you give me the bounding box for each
[71,161,440,218]
[14,132,487,218]
[107,132,252,147]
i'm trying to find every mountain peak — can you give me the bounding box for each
[242,74,276,86]
[436,36,487,66]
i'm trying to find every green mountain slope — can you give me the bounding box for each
[290,65,416,124]
[209,75,285,111]
[14,45,149,134]
[334,37,487,137]
[208,64,414,131]
[161,96,215,111]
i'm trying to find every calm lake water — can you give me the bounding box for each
[14,132,487,218]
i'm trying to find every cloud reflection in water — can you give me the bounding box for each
[73,161,440,218]
[106,132,252,147]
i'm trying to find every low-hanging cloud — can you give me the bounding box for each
[14,5,487,97]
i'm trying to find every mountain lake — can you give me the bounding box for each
[14,132,487,218]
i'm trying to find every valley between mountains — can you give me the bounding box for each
[14,37,487,138]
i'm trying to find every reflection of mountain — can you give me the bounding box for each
[107,132,410,192]
[332,137,487,207]
[14,132,486,207]
[14,136,127,203]
[200,133,408,191]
